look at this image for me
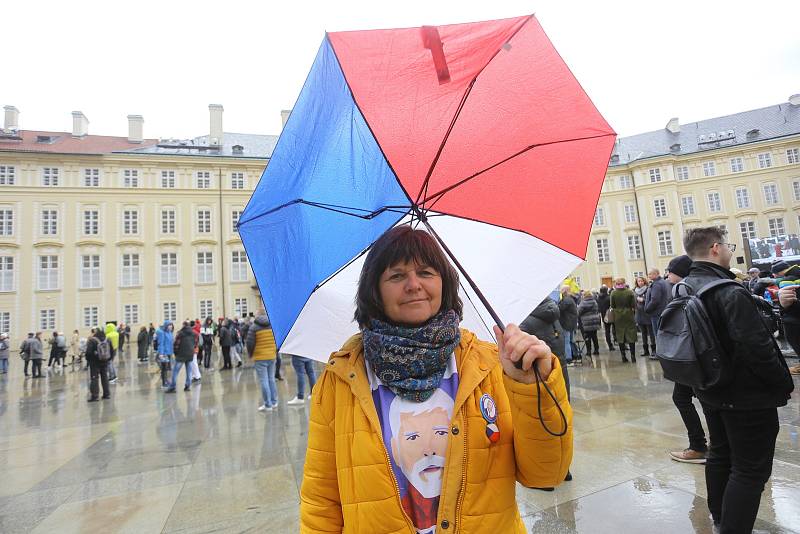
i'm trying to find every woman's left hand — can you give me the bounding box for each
[494,324,554,384]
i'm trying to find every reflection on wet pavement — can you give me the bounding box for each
[0,347,798,533]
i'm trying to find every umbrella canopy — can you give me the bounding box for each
[239,14,616,361]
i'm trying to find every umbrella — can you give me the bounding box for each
[239,14,616,361]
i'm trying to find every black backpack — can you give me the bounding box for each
[655,279,739,391]
[96,339,111,362]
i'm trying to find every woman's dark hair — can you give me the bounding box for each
[354,226,462,328]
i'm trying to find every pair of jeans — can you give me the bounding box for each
[583,330,599,354]
[275,353,282,378]
[291,355,317,398]
[603,320,615,349]
[32,359,42,377]
[201,343,213,368]
[649,317,660,351]
[255,360,278,407]
[159,360,171,386]
[221,346,232,368]
[638,323,655,354]
[89,361,109,399]
[563,330,574,361]
[672,383,706,452]
[170,360,192,389]
[702,403,779,533]
[0,359,7,373]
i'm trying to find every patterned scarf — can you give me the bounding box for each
[362,309,461,403]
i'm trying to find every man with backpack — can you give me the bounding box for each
[85,327,111,401]
[679,227,793,533]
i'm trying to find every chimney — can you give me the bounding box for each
[71,111,89,137]
[209,104,223,146]
[665,117,680,134]
[4,106,19,130]
[790,94,800,106]
[127,115,144,143]
[281,109,292,129]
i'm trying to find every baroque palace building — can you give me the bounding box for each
[572,94,800,290]
[0,104,281,346]
[2,97,800,344]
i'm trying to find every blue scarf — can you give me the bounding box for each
[362,310,461,403]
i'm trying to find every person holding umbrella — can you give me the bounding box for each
[300,227,572,533]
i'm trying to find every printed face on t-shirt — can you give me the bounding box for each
[390,405,449,498]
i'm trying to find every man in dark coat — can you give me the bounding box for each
[558,286,579,364]
[85,328,110,401]
[218,319,233,370]
[682,227,793,533]
[166,321,197,392]
[644,268,670,337]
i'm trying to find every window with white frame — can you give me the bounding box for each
[84,168,99,187]
[161,209,175,234]
[788,148,800,164]
[618,175,632,189]
[632,271,645,281]
[123,209,139,235]
[623,204,637,224]
[730,157,744,173]
[707,191,722,213]
[199,299,213,319]
[231,172,245,189]
[231,210,241,233]
[161,170,176,188]
[83,306,98,328]
[121,253,140,287]
[0,256,14,291]
[768,217,786,237]
[83,209,99,235]
[0,165,16,185]
[231,250,248,282]
[123,304,139,325]
[702,161,716,177]
[763,183,780,205]
[0,311,10,334]
[680,195,695,216]
[123,169,139,188]
[735,187,751,209]
[0,209,13,236]
[627,235,642,260]
[39,309,56,330]
[596,238,610,263]
[653,198,668,218]
[594,207,605,226]
[197,210,211,233]
[757,152,773,169]
[676,166,689,181]
[42,167,59,186]
[163,302,177,323]
[196,171,211,189]
[196,252,214,283]
[38,255,58,290]
[41,209,58,235]
[648,168,662,183]
[739,221,757,240]
[80,255,101,289]
[717,224,727,234]
[160,252,178,285]
[234,298,248,317]
[793,180,800,202]
[657,231,674,256]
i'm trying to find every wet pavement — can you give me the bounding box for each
[1,347,799,533]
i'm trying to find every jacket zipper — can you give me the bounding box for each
[381,441,416,532]
[454,411,468,532]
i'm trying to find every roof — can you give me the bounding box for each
[610,101,800,167]
[117,132,278,159]
[0,130,158,155]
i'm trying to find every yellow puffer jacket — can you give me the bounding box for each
[300,328,573,533]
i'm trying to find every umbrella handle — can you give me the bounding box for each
[419,216,568,437]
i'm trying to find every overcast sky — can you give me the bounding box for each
[5,0,799,140]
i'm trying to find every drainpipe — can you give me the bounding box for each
[631,171,650,271]
[218,167,227,317]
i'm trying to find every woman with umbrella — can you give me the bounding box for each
[300,226,573,533]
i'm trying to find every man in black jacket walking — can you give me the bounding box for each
[85,328,110,401]
[682,227,794,534]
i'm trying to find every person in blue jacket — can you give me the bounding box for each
[155,321,174,387]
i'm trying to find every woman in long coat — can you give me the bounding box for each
[300,226,573,533]
[633,276,654,357]
[610,277,637,362]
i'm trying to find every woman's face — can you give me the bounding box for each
[636,278,645,287]
[379,260,443,327]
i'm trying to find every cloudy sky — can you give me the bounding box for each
[6,0,799,140]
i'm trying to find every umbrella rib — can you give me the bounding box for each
[238,200,411,226]
[415,14,535,211]
[420,132,615,212]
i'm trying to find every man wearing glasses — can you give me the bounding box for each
[681,227,793,534]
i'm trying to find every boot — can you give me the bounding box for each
[642,346,650,356]
[620,350,628,363]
